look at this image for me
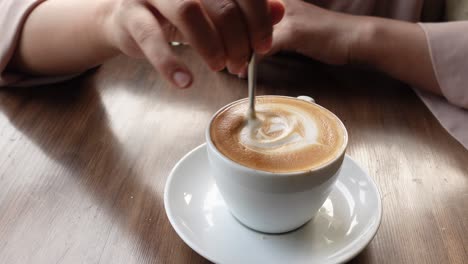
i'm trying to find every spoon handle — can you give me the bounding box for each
[248,54,258,119]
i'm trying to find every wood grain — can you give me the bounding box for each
[0,47,466,264]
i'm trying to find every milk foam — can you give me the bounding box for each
[239,103,319,153]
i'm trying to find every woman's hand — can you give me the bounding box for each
[11,0,284,88]
[103,0,285,87]
[235,0,362,77]
[268,0,362,65]
[253,0,440,96]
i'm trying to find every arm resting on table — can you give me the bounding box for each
[353,18,468,109]
[8,0,117,76]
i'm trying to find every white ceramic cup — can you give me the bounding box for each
[206,96,348,233]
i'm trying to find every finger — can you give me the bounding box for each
[266,30,285,56]
[145,5,186,43]
[151,0,226,71]
[201,0,251,74]
[238,66,248,79]
[127,5,192,88]
[235,0,273,54]
[235,25,285,77]
[269,0,285,25]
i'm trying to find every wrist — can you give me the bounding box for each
[348,17,380,66]
[287,6,373,66]
[348,18,441,95]
[95,0,120,56]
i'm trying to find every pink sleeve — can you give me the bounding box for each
[0,0,75,87]
[419,22,468,109]
[415,90,468,150]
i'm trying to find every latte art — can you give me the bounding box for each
[209,96,347,173]
[240,108,319,153]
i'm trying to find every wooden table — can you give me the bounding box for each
[0,47,466,264]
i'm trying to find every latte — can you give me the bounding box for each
[209,96,347,173]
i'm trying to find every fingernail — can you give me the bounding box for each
[256,35,273,54]
[241,62,248,72]
[173,71,192,88]
[213,60,226,72]
[237,63,248,78]
[238,71,247,79]
[227,66,235,75]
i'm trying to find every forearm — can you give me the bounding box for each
[9,0,117,76]
[353,17,441,95]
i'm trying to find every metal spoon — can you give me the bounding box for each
[247,54,258,120]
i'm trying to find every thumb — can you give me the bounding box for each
[237,29,287,79]
[269,0,285,25]
[264,24,289,57]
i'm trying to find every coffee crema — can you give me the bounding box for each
[209,96,346,173]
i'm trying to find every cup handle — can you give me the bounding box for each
[297,96,315,104]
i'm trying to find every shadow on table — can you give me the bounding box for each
[0,75,206,263]
[94,48,467,156]
[95,48,467,161]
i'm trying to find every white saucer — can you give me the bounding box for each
[164,144,382,264]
